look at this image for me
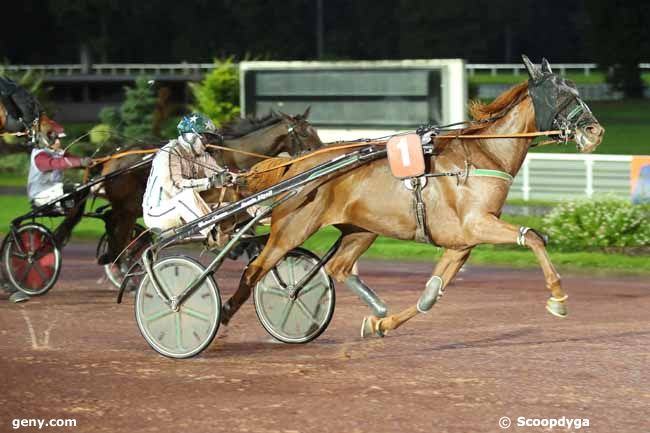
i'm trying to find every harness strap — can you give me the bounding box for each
[470,168,514,183]
[409,177,433,244]
[435,130,562,140]
[244,140,386,176]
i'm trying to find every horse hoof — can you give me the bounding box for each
[361,316,384,338]
[220,303,233,325]
[546,296,568,318]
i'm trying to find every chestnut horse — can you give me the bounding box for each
[220,56,605,337]
[94,109,322,263]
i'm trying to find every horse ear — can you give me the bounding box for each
[521,54,541,81]
[541,57,553,75]
[303,105,311,119]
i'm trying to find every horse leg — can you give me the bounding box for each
[53,196,86,247]
[221,200,326,325]
[463,215,566,316]
[362,248,471,337]
[324,228,387,318]
[105,209,138,264]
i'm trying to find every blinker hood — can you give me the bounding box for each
[522,54,585,132]
[528,76,561,132]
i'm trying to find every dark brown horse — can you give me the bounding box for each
[220,56,605,337]
[0,109,64,154]
[94,109,322,263]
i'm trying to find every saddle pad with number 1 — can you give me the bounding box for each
[386,134,425,179]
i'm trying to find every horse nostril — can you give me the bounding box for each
[585,125,603,137]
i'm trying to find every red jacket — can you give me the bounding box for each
[33,151,83,172]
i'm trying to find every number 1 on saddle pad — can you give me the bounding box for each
[386,134,425,179]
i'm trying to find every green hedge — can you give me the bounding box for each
[542,197,650,251]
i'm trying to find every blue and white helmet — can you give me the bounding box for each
[177,113,217,136]
[177,112,219,154]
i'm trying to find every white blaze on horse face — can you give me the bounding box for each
[397,137,412,167]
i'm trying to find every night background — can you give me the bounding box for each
[3,1,649,96]
[1,2,650,432]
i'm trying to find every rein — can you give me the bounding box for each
[244,130,563,177]
[90,149,158,167]
[205,144,278,160]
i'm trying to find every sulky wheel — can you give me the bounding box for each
[253,248,335,344]
[2,223,62,296]
[97,224,152,289]
[135,256,221,359]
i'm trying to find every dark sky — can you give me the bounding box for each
[1,0,645,64]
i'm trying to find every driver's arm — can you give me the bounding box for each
[34,152,87,172]
[168,150,212,192]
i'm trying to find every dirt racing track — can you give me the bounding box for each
[0,242,648,433]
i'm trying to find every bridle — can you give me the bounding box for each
[286,116,315,155]
[528,74,596,150]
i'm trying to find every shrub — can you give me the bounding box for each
[188,58,240,126]
[542,197,650,251]
[0,153,30,175]
[89,124,112,145]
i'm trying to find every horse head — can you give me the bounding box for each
[522,55,605,153]
[278,106,323,155]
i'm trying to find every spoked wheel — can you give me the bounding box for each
[253,248,335,344]
[135,256,221,359]
[97,224,152,289]
[2,224,62,296]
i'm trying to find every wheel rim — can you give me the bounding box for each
[254,249,334,344]
[135,257,221,358]
[100,225,150,289]
[4,225,61,295]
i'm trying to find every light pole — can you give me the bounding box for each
[316,0,324,59]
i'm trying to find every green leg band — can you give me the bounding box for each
[417,276,443,313]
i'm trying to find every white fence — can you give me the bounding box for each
[510,154,633,201]
[467,63,650,76]
[4,62,650,77]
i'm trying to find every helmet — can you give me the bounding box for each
[177,113,217,136]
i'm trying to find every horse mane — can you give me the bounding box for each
[244,157,290,194]
[220,111,282,138]
[469,81,529,121]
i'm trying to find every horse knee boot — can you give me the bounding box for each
[345,275,388,318]
[417,276,443,313]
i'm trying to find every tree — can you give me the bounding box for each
[95,76,157,149]
[586,2,650,98]
[188,58,240,126]
[121,76,157,139]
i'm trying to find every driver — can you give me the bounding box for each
[142,113,233,242]
[4,123,91,304]
[27,125,92,207]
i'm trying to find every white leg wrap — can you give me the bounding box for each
[517,226,531,246]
